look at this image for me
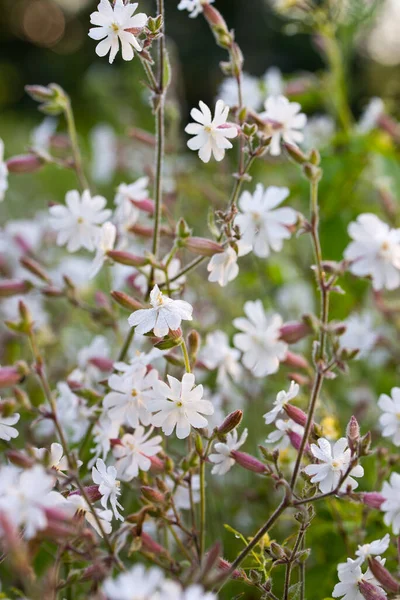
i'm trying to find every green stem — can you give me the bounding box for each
[180,338,191,373]
[118,327,135,362]
[64,98,89,190]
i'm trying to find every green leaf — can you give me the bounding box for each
[289,582,302,599]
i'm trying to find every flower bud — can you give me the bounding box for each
[218,410,243,435]
[309,148,321,166]
[141,486,165,504]
[283,351,309,370]
[280,321,311,344]
[88,357,114,372]
[231,451,267,474]
[368,558,400,593]
[41,286,64,297]
[0,366,24,389]
[6,154,44,174]
[69,485,101,503]
[358,579,388,600]
[20,257,51,283]
[25,84,55,102]
[184,236,225,257]
[303,163,322,182]
[107,250,148,267]
[359,431,372,456]
[132,198,155,214]
[188,329,201,362]
[6,450,35,469]
[361,492,385,509]
[137,529,167,556]
[346,415,360,451]
[111,291,144,311]
[284,404,308,427]
[0,279,33,297]
[149,455,165,473]
[283,143,308,165]
[202,4,228,29]
[217,557,242,579]
[288,429,309,452]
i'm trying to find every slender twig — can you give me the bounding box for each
[64,97,89,190]
[117,327,135,362]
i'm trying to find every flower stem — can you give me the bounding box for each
[117,327,135,362]
[180,338,191,373]
[64,97,89,191]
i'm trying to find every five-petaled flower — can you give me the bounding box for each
[209,428,248,475]
[378,387,400,447]
[264,380,299,425]
[207,246,239,287]
[259,95,307,156]
[92,458,124,521]
[113,426,162,481]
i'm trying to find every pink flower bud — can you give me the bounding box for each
[358,579,388,600]
[283,351,309,370]
[0,367,23,389]
[69,485,101,503]
[287,373,310,386]
[280,321,311,344]
[88,357,114,372]
[202,4,228,29]
[368,557,400,593]
[6,154,43,173]
[217,557,242,579]
[0,279,33,297]
[132,198,155,214]
[218,410,243,434]
[231,451,267,474]
[20,257,51,283]
[284,404,308,427]
[149,455,165,473]
[111,290,144,311]
[141,486,166,504]
[347,415,360,451]
[6,450,35,469]
[184,237,225,257]
[107,250,148,267]
[362,491,385,511]
[138,530,167,556]
[288,430,309,452]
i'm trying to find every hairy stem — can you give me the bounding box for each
[64,97,89,191]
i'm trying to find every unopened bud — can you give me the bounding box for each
[309,149,321,166]
[280,321,311,344]
[132,198,155,214]
[69,485,101,503]
[359,431,372,456]
[111,291,144,311]
[284,143,308,165]
[283,351,309,370]
[0,279,33,297]
[361,492,385,509]
[303,163,322,182]
[20,257,51,283]
[140,531,167,555]
[88,357,114,372]
[288,429,308,452]
[284,404,308,427]
[368,558,400,593]
[188,329,201,362]
[176,217,192,239]
[218,410,243,435]
[202,4,228,29]
[0,366,24,389]
[231,451,267,474]
[141,486,165,504]
[6,450,35,469]
[184,237,224,257]
[25,84,55,102]
[358,578,388,600]
[107,250,148,267]
[346,416,360,451]
[6,154,44,173]
[149,455,165,473]
[217,557,242,579]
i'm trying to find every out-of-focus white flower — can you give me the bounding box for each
[66,493,112,537]
[381,472,400,533]
[200,330,242,387]
[52,256,93,288]
[31,117,57,153]
[367,0,400,66]
[114,348,165,376]
[0,138,8,202]
[378,388,400,447]
[207,246,239,287]
[90,124,118,184]
[92,458,123,521]
[303,115,335,150]
[209,428,248,475]
[49,189,111,253]
[276,280,315,318]
[218,73,262,110]
[344,213,400,291]
[259,95,307,156]
[304,437,364,494]
[149,373,214,439]
[114,176,149,223]
[263,67,284,97]
[90,414,121,465]
[102,564,164,600]
[161,581,217,600]
[265,418,303,451]
[54,382,93,443]
[0,410,19,441]
[355,534,390,566]
[235,184,297,258]
[166,473,201,509]
[339,313,378,360]
[78,334,111,371]
[332,558,386,600]
[103,367,159,428]
[33,442,69,472]
[185,100,238,163]
[233,300,287,377]
[178,0,214,18]
[128,285,193,337]
[89,0,148,64]
[113,426,162,481]
[264,381,299,425]
[90,222,117,279]
[134,257,186,295]
[357,98,385,134]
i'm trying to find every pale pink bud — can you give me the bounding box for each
[184,237,224,257]
[368,557,400,593]
[0,279,33,297]
[231,451,267,474]
[149,455,165,473]
[202,4,228,29]
[361,492,385,509]
[141,486,165,504]
[0,367,23,388]
[139,531,167,556]
[88,357,114,372]
[288,373,310,386]
[69,485,101,503]
[6,450,35,469]
[358,579,388,600]
[347,415,360,451]
[218,410,243,434]
[283,351,309,370]
[107,250,148,267]
[280,321,311,344]
[217,557,242,579]
[132,198,155,214]
[284,404,308,427]
[111,291,144,311]
[288,430,309,452]
[6,154,43,173]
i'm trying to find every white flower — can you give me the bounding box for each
[31,117,57,153]
[233,300,287,377]
[178,0,214,18]
[149,373,214,439]
[128,284,193,337]
[355,534,390,565]
[339,312,378,359]
[54,382,93,443]
[114,176,148,225]
[185,100,238,163]
[89,0,148,64]
[102,564,164,600]
[357,97,384,133]
[161,581,217,600]
[344,213,400,291]
[200,330,242,387]
[381,472,400,533]
[114,347,165,376]
[90,221,116,278]
[379,387,400,446]
[303,115,335,150]
[218,73,262,110]
[235,184,297,258]
[113,426,162,481]
[263,67,284,97]
[90,414,121,465]
[0,410,19,441]
[90,124,118,184]
[103,367,159,428]
[0,138,8,202]
[304,438,364,494]
[264,381,299,425]
[134,257,186,295]
[209,428,248,475]
[92,458,123,521]
[33,442,69,472]
[259,95,307,156]
[265,418,304,451]
[207,246,239,287]
[66,494,112,537]
[49,189,112,253]
[332,558,386,600]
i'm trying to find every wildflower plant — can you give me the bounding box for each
[1,1,400,599]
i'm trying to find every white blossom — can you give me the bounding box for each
[235,184,297,258]
[103,367,159,428]
[200,330,242,387]
[207,246,239,287]
[114,176,148,224]
[264,381,299,425]
[339,312,378,359]
[303,115,335,150]
[102,564,164,600]
[263,67,284,97]
[0,138,8,202]
[113,426,162,481]
[209,428,248,475]
[92,458,123,521]
[185,100,238,163]
[89,0,148,64]
[259,95,307,156]
[54,382,93,443]
[233,300,288,377]
[218,73,262,110]
[265,418,304,451]
[357,97,384,133]
[134,257,186,295]
[0,410,20,441]
[161,581,217,600]
[381,472,400,533]
[332,558,386,600]
[355,534,390,565]
[90,124,118,184]
[344,213,400,291]
[128,285,193,337]
[31,117,57,153]
[66,494,112,537]
[178,0,214,19]
[304,438,364,494]
[91,414,121,465]
[49,189,111,253]
[378,387,400,446]
[149,373,214,439]
[33,442,69,472]
[90,221,116,278]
